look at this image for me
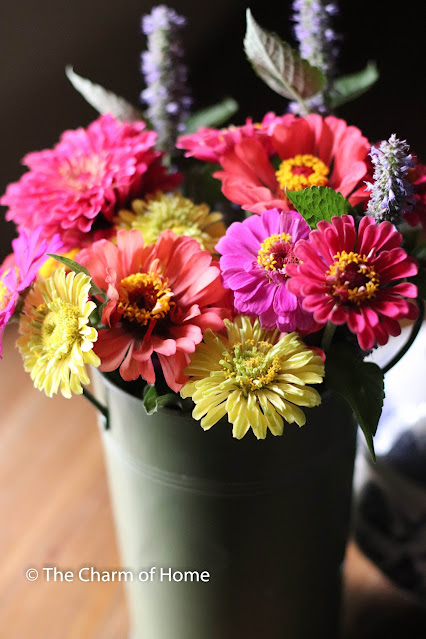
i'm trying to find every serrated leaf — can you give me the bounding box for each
[329,61,379,109]
[143,384,182,415]
[66,66,144,122]
[286,186,352,228]
[48,254,107,300]
[185,98,239,134]
[244,9,326,108]
[325,344,385,461]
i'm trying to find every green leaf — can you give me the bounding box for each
[328,61,379,109]
[143,384,182,415]
[185,98,239,134]
[326,344,385,461]
[47,254,107,301]
[286,186,352,228]
[88,302,107,329]
[66,66,144,122]
[412,242,426,262]
[244,9,326,110]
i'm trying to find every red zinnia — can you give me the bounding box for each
[214,114,371,214]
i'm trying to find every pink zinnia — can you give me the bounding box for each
[214,114,371,214]
[215,208,315,333]
[77,229,232,391]
[286,215,419,351]
[1,114,181,247]
[176,112,295,164]
[0,228,62,357]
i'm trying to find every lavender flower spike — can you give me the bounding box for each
[291,0,339,114]
[141,5,192,156]
[366,134,414,226]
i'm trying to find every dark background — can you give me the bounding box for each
[1,0,425,261]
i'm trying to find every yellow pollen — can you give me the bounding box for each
[117,272,174,326]
[275,154,329,191]
[327,251,380,305]
[41,302,81,360]
[257,233,292,271]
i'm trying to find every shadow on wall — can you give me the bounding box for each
[1,0,425,261]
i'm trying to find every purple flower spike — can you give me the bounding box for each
[141,5,192,156]
[366,134,415,226]
[290,0,340,114]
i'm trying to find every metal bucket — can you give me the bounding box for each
[93,372,357,639]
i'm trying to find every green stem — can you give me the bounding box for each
[382,297,425,374]
[321,321,336,353]
[82,387,109,422]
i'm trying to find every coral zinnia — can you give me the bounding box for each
[76,229,231,391]
[18,268,100,398]
[216,208,314,332]
[214,114,371,214]
[0,227,62,357]
[1,114,181,246]
[181,316,325,439]
[116,191,226,255]
[286,215,419,351]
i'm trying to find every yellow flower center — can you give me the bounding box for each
[117,272,174,327]
[221,339,281,395]
[326,251,380,305]
[275,154,329,191]
[257,233,297,272]
[40,302,81,359]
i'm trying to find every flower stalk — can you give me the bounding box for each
[141,5,192,159]
[366,134,414,226]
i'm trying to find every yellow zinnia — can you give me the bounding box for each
[18,267,100,398]
[115,191,226,254]
[181,316,325,439]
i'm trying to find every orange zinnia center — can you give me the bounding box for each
[117,272,174,326]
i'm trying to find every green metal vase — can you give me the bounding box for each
[93,372,357,639]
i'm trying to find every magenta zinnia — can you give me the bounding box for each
[216,208,314,333]
[286,215,419,350]
[1,114,181,247]
[0,227,62,357]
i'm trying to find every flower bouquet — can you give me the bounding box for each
[1,3,425,638]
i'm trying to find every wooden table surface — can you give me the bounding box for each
[1,324,425,639]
